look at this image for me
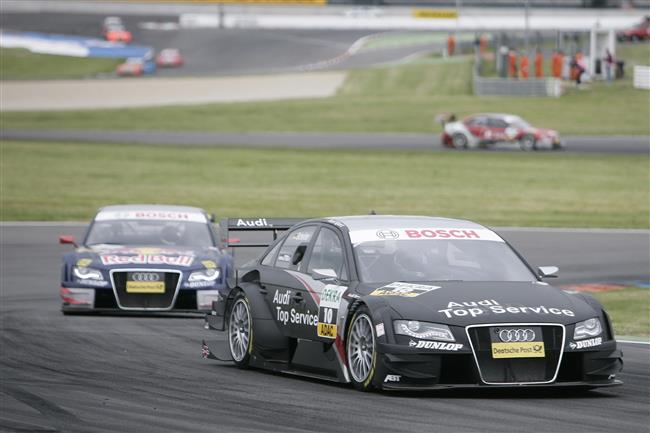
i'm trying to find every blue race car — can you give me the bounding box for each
[59,204,232,314]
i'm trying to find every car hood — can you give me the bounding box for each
[359,281,596,326]
[71,245,222,271]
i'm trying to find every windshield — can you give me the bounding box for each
[354,239,535,283]
[85,219,214,248]
[509,119,531,129]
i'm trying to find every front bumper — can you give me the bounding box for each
[376,341,623,390]
[60,285,225,313]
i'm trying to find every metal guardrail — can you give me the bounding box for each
[473,74,563,97]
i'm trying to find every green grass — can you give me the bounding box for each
[0,48,121,80]
[1,140,648,227]
[594,287,650,337]
[2,46,648,135]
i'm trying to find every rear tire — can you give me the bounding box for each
[227,292,253,368]
[520,134,537,151]
[452,133,469,149]
[346,306,380,391]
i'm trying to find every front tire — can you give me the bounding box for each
[452,133,469,149]
[227,293,253,368]
[346,306,379,391]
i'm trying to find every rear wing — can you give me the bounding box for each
[222,218,305,247]
[221,218,305,269]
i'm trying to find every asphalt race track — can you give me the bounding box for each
[1,12,433,76]
[1,224,648,433]
[2,129,648,154]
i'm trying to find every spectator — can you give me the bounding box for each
[508,50,518,78]
[447,34,456,57]
[535,49,544,78]
[604,49,615,83]
[520,53,530,79]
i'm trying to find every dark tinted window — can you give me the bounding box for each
[307,228,348,280]
[274,226,317,270]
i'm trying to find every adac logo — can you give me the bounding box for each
[376,230,399,240]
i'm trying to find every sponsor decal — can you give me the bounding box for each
[317,285,347,339]
[376,230,399,240]
[95,210,206,223]
[409,340,463,351]
[80,279,108,287]
[349,228,504,245]
[76,258,92,267]
[236,218,269,227]
[370,282,440,298]
[291,231,312,242]
[100,254,194,267]
[202,260,217,269]
[438,299,575,318]
[186,281,216,289]
[569,337,603,350]
[375,323,385,338]
[384,374,401,383]
[272,289,319,327]
[491,342,545,359]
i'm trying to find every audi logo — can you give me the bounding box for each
[131,272,160,282]
[376,230,399,240]
[497,328,536,343]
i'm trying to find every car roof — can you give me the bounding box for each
[97,204,206,214]
[324,215,487,232]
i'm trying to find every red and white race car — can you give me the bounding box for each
[617,16,650,42]
[155,48,184,68]
[441,113,563,151]
[102,16,132,44]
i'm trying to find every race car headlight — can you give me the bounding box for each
[573,318,603,340]
[394,320,455,342]
[73,266,104,281]
[188,268,220,282]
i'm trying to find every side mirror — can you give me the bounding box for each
[59,235,78,247]
[538,266,559,278]
[291,244,308,265]
[209,213,216,223]
[312,268,338,280]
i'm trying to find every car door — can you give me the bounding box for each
[259,225,318,339]
[466,116,487,140]
[487,117,509,142]
[294,226,350,342]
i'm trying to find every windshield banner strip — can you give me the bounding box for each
[95,211,207,223]
[349,228,504,245]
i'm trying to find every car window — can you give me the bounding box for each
[488,118,508,128]
[274,226,317,270]
[307,228,348,280]
[261,241,282,266]
[467,117,486,126]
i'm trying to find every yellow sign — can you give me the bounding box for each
[317,323,337,339]
[202,260,217,269]
[491,342,545,359]
[126,281,165,294]
[76,258,92,267]
[412,9,458,19]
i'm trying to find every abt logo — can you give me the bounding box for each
[384,374,401,383]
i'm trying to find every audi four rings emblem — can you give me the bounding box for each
[131,272,160,282]
[498,328,536,342]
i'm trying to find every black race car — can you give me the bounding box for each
[59,204,232,313]
[203,216,622,391]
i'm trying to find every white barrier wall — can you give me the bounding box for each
[633,66,650,90]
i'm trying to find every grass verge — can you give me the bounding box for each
[1,140,648,227]
[2,52,648,135]
[0,48,120,80]
[594,287,650,337]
